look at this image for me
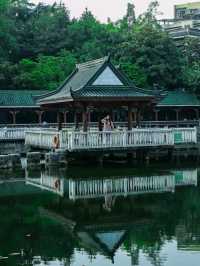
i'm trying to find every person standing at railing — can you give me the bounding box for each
[101,115,114,146]
[101,115,114,132]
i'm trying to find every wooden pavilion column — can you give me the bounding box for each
[136,109,141,127]
[74,111,79,130]
[128,104,133,130]
[97,110,102,131]
[194,108,199,120]
[132,108,137,128]
[109,108,114,122]
[174,109,180,122]
[82,105,88,132]
[154,109,160,121]
[63,111,69,124]
[10,110,19,125]
[57,111,62,131]
[88,109,91,124]
[35,110,44,124]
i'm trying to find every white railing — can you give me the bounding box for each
[23,168,197,199]
[0,127,27,140]
[25,129,59,148]
[26,174,64,196]
[140,120,200,128]
[69,175,175,199]
[25,127,197,150]
[62,128,197,151]
[0,122,198,142]
[68,169,198,200]
[0,120,198,130]
[0,127,59,141]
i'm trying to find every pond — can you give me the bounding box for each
[0,163,200,266]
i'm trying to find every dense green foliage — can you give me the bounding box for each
[0,0,200,92]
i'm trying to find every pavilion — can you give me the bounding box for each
[37,56,155,131]
[155,89,200,122]
[0,57,199,131]
[0,90,47,124]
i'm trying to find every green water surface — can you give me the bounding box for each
[0,164,199,266]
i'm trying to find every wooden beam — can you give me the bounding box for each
[128,104,133,130]
[174,109,180,122]
[35,110,44,124]
[74,111,79,130]
[63,111,69,124]
[10,110,19,125]
[194,108,199,120]
[57,112,62,131]
[154,109,160,121]
[82,105,88,132]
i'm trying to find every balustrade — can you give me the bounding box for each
[69,175,175,199]
[25,127,197,150]
[68,169,198,200]
[0,124,196,148]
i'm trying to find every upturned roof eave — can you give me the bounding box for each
[38,57,112,101]
[72,96,154,102]
[35,68,78,102]
[38,97,74,105]
[39,94,154,105]
[37,56,156,106]
[0,105,40,108]
[157,104,200,107]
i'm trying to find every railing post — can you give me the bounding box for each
[70,132,74,151]
[195,127,198,143]
[59,131,63,149]
[128,105,133,130]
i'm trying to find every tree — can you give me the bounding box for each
[0,61,18,89]
[182,62,200,93]
[116,2,182,89]
[9,1,70,59]
[15,50,76,90]
[0,0,18,62]
[139,0,160,23]
[0,0,198,93]
[119,62,148,88]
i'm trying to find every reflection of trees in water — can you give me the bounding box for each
[144,243,166,266]
[123,224,166,266]
[1,174,200,265]
[0,194,76,265]
[120,187,200,265]
[175,188,200,249]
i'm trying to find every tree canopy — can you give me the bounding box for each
[0,0,200,93]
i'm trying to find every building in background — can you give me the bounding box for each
[159,2,200,42]
[174,2,200,19]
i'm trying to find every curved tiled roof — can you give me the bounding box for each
[37,57,111,104]
[38,56,154,105]
[157,90,200,107]
[72,86,152,99]
[0,90,47,107]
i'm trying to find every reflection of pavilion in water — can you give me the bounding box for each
[25,168,198,201]
[0,168,199,265]
[25,168,65,196]
[76,227,127,264]
[69,169,197,201]
[23,168,198,265]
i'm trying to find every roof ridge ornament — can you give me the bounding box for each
[76,56,109,70]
